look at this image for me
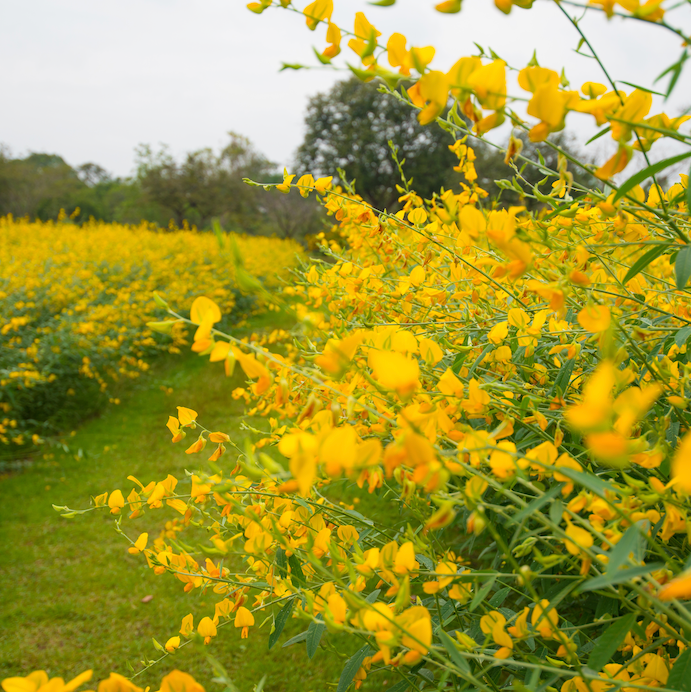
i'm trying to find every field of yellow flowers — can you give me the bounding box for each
[7,2,691,692]
[0,216,302,452]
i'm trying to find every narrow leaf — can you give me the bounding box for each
[613,150,691,203]
[585,126,611,146]
[623,243,671,285]
[617,81,665,96]
[551,467,623,499]
[676,245,691,290]
[337,645,371,692]
[268,598,295,650]
[579,562,664,592]
[281,630,308,649]
[470,576,496,612]
[512,484,564,525]
[306,616,325,659]
[606,521,646,575]
[386,682,410,692]
[668,647,691,691]
[587,614,636,671]
[438,630,470,673]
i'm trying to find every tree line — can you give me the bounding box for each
[0,78,593,240]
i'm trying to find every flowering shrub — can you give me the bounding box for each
[0,216,301,450]
[30,1,691,692]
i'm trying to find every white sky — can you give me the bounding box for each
[1,0,689,178]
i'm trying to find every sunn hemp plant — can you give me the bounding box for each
[8,1,691,691]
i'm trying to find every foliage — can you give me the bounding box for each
[296,78,595,211]
[134,133,275,231]
[8,1,691,692]
[0,216,301,452]
[296,76,461,209]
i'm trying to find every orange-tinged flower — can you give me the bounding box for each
[176,407,198,427]
[128,532,148,555]
[659,572,691,601]
[108,489,125,515]
[180,613,194,637]
[303,0,332,31]
[369,350,419,396]
[467,60,506,111]
[564,523,594,555]
[578,305,611,333]
[235,606,255,638]
[158,671,205,692]
[672,432,691,492]
[97,673,141,692]
[197,616,217,645]
[164,636,180,653]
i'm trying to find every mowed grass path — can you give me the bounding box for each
[0,336,364,692]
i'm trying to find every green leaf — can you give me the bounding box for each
[676,245,691,290]
[288,555,306,586]
[469,576,496,612]
[586,127,612,146]
[512,484,564,525]
[579,562,664,593]
[606,521,646,575]
[553,358,575,396]
[438,629,471,674]
[587,614,636,671]
[254,675,267,692]
[268,598,295,650]
[623,243,671,285]
[306,615,325,659]
[281,630,308,648]
[613,150,691,203]
[337,645,372,692]
[387,682,410,692]
[668,647,691,691]
[551,467,623,499]
[370,0,396,5]
[675,325,691,348]
[550,498,564,527]
[617,81,665,96]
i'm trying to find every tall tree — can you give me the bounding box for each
[296,78,459,210]
[135,132,276,230]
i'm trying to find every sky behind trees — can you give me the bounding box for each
[1,0,689,177]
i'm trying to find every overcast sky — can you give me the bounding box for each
[1,0,689,178]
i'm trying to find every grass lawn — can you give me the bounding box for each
[0,320,394,692]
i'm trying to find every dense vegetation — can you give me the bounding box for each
[5,2,691,692]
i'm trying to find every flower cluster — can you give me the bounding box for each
[0,216,301,448]
[27,1,691,692]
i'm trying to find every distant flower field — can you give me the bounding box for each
[0,216,301,451]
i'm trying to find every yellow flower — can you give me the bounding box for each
[197,616,217,645]
[672,432,691,492]
[176,407,198,427]
[577,305,611,333]
[369,350,419,396]
[234,606,255,639]
[127,532,148,555]
[2,671,93,692]
[180,613,194,637]
[659,572,691,601]
[164,636,181,653]
[107,490,125,515]
[158,671,204,692]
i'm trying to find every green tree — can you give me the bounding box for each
[135,132,276,230]
[296,77,460,210]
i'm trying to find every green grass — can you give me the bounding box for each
[0,324,382,692]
